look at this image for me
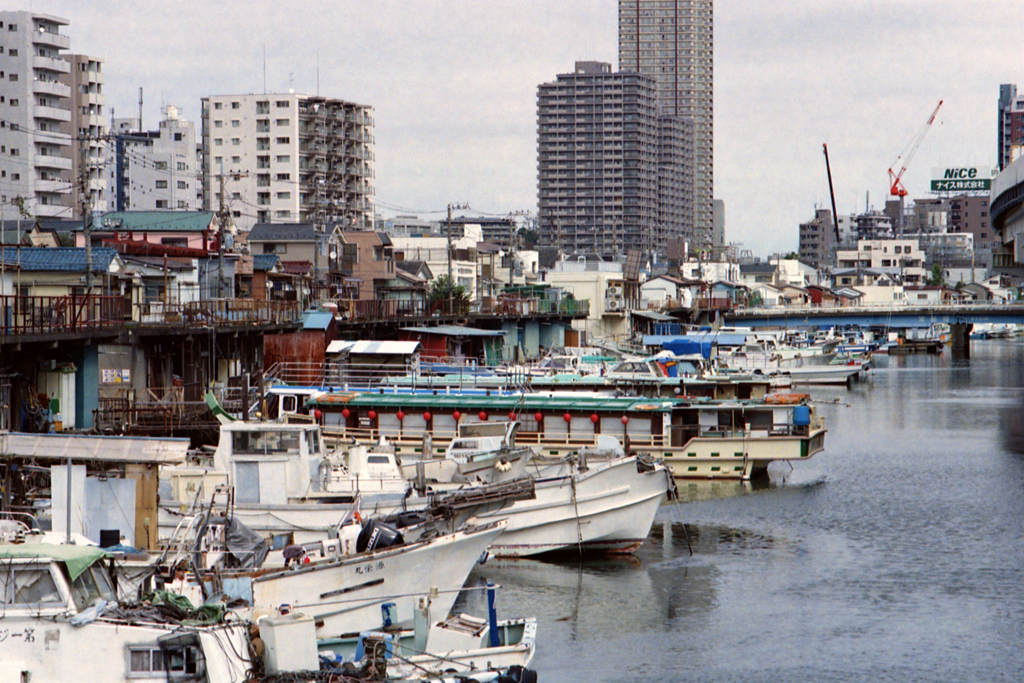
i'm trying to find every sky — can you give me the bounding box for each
[26,0,1024,257]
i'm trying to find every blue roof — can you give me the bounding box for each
[252,254,279,271]
[302,311,335,330]
[0,247,118,273]
[644,332,749,348]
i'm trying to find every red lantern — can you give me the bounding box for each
[453,410,462,421]
[342,408,350,419]
[563,412,572,423]
[368,410,377,420]
[479,411,488,421]
[509,412,517,421]
[590,413,599,424]
[423,411,432,422]
[313,409,322,419]
[621,415,629,425]
[534,411,543,422]
[397,411,405,421]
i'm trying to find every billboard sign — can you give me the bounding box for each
[930,166,995,192]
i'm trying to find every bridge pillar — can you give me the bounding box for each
[949,322,972,354]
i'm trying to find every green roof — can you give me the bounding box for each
[97,211,216,233]
[310,392,681,412]
[0,543,107,581]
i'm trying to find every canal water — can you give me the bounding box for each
[454,341,1024,681]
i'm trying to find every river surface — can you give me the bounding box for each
[453,341,1024,682]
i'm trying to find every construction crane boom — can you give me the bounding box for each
[888,99,943,198]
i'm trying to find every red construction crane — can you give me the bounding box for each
[888,99,943,198]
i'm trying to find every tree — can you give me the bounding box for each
[784,251,800,260]
[429,275,470,314]
[927,264,944,287]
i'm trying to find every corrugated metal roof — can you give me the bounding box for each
[326,340,421,355]
[401,325,506,337]
[0,247,118,272]
[98,211,215,233]
[0,432,189,464]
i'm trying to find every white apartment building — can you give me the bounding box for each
[0,12,74,219]
[389,224,482,297]
[201,93,374,233]
[543,256,629,341]
[108,106,198,212]
[835,239,927,284]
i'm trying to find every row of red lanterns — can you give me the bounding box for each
[321,409,629,425]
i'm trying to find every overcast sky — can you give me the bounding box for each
[30,0,1024,256]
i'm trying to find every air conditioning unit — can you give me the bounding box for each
[607,286,622,297]
[607,299,622,311]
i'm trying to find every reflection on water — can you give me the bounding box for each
[449,342,1024,682]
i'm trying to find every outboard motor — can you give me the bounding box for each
[356,519,405,553]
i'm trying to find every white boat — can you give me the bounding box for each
[471,451,675,557]
[164,509,508,639]
[0,535,252,683]
[318,601,537,681]
[159,420,528,544]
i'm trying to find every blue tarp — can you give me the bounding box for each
[662,338,712,358]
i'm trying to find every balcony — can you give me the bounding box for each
[32,80,70,98]
[32,31,70,50]
[33,104,71,123]
[33,178,69,194]
[32,154,72,171]
[32,55,71,74]
[0,295,124,336]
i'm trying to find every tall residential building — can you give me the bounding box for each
[0,12,74,219]
[201,93,374,233]
[998,84,1024,171]
[62,54,106,217]
[108,106,198,212]
[536,62,659,257]
[799,208,837,270]
[619,0,714,245]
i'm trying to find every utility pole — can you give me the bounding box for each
[506,210,529,288]
[80,134,93,292]
[214,172,248,299]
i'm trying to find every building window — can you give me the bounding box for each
[177,161,186,171]
[275,100,289,108]
[275,155,290,163]
[231,138,240,145]
[275,137,290,144]
[177,181,187,190]
[8,74,16,82]
[214,138,223,146]
[276,191,291,199]
[231,156,240,163]
[174,132,183,141]
[155,161,168,170]
[214,120,223,128]
[155,180,168,189]
[275,119,290,126]
[9,99,17,107]
[232,120,240,127]
[231,101,240,109]
[214,102,223,110]
[156,200,168,208]
[275,173,290,181]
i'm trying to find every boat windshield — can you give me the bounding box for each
[69,563,116,611]
[232,429,301,455]
[0,562,64,606]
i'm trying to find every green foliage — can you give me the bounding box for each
[429,275,470,302]
[927,264,944,287]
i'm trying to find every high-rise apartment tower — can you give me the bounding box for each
[619,0,713,247]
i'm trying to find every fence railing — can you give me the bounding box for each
[339,296,589,320]
[0,295,124,335]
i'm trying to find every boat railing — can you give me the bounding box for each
[323,424,668,451]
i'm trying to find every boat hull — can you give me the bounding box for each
[242,521,506,638]
[477,456,671,558]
